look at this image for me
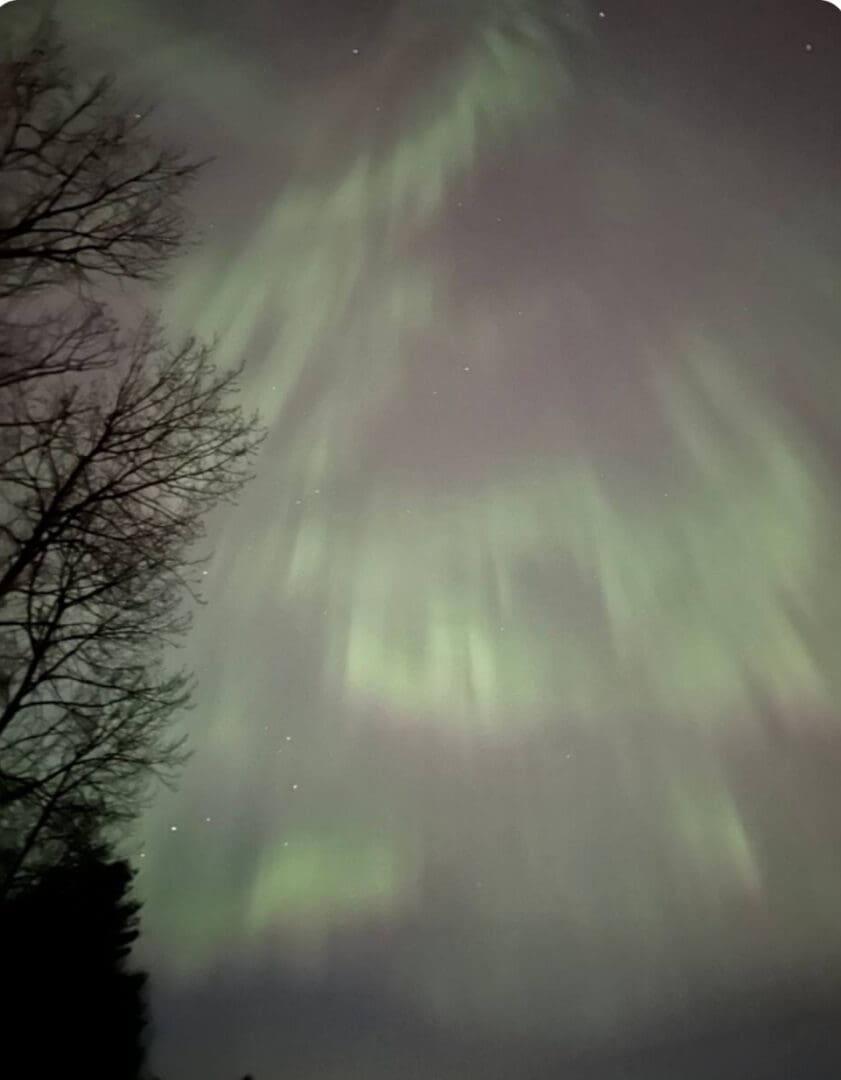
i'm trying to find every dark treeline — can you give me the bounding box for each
[0,13,263,1078]
[1,842,148,1077]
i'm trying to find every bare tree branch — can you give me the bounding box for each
[0,20,261,898]
[0,297,118,390]
[0,316,265,894]
[0,20,205,302]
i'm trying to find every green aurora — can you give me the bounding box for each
[55,0,841,1050]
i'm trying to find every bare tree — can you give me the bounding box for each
[0,20,263,897]
[0,297,118,390]
[0,322,265,895]
[0,17,204,413]
[0,19,203,301]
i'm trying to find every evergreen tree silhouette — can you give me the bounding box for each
[0,843,150,1079]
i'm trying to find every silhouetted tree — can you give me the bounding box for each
[0,323,265,895]
[0,17,203,400]
[0,18,201,302]
[0,296,119,391]
[0,23,265,897]
[0,18,262,1078]
[0,841,151,1078]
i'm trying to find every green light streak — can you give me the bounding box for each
[70,0,841,1017]
[248,832,408,931]
[264,341,831,729]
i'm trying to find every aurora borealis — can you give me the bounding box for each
[35,0,841,1075]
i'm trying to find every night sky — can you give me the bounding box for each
[27,0,841,1076]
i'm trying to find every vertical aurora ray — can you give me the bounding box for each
[58,0,841,1053]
